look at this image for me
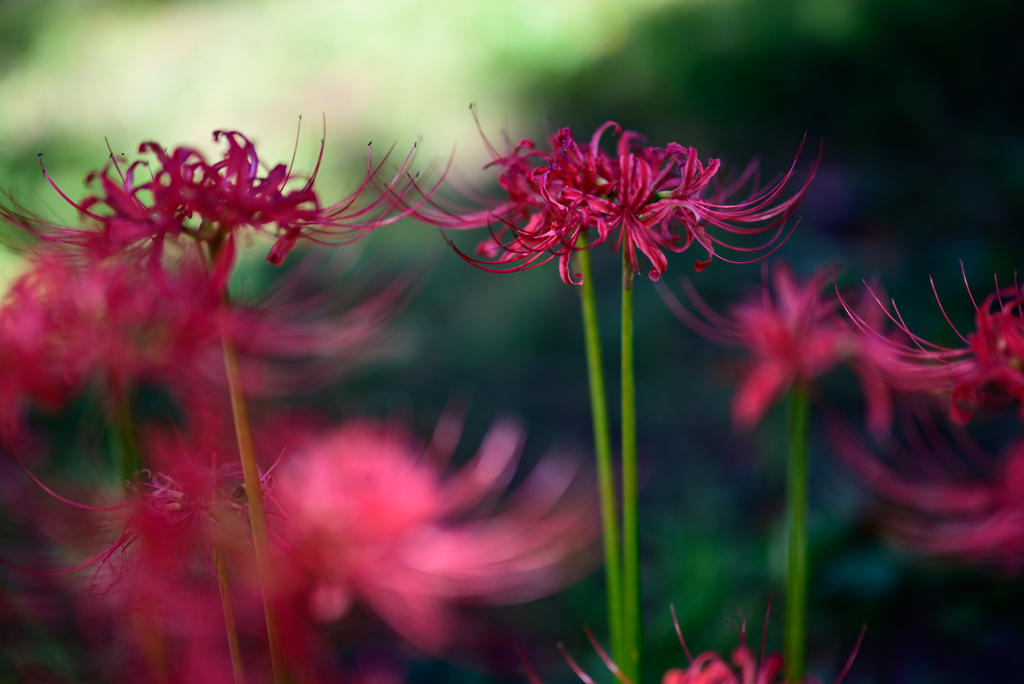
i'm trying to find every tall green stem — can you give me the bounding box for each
[575,239,623,661]
[109,384,140,483]
[784,387,810,683]
[214,544,246,684]
[621,252,642,684]
[222,332,289,684]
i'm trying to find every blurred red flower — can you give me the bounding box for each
[661,262,888,429]
[273,418,598,654]
[0,250,404,442]
[833,409,1024,571]
[840,271,1024,425]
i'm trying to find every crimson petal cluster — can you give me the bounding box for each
[7,130,434,280]
[661,262,891,431]
[417,115,817,284]
[840,274,1024,425]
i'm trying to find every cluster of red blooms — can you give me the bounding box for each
[0,130,598,683]
[830,272,1024,570]
[415,112,817,284]
[15,111,1016,682]
[661,253,1024,573]
[5,128,439,282]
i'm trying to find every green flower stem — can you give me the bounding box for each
[574,238,624,661]
[214,543,246,684]
[222,334,289,684]
[784,386,810,683]
[621,252,642,684]
[109,385,140,483]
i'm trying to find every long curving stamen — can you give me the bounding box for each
[669,604,694,663]
[831,626,867,684]
[929,276,971,345]
[286,115,302,183]
[13,451,132,511]
[960,260,979,312]
[38,154,104,220]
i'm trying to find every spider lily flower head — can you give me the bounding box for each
[417,109,818,285]
[527,603,861,684]
[839,266,1024,425]
[659,262,879,429]
[8,127,439,280]
[273,417,598,654]
[832,409,1024,571]
[660,604,786,684]
[660,603,863,684]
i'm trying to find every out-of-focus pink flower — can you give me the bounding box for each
[0,434,315,682]
[659,262,888,429]
[832,409,1024,571]
[0,254,220,437]
[273,418,597,654]
[415,111,817,284]
[839,269,1024,425]
[5,130,440,276]
[0,250,405,441]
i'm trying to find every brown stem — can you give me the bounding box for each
[222,334,289,684]
[215,544,246,684]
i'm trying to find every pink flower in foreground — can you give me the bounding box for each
[660,262,887,429]
[416,112,817,284]
[839,268,1024,425]
[832,410,1024,571]
[274,418,597,654]
[5,129,440,277]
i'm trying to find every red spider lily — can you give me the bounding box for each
[520,602,862,684]
[838,266,1024,425]
[659,262,889,429]
[660,603,863,684]
[832,408,1024,571]
[415,111,818,284]
[5,128,443,277]
[272,417,598,654]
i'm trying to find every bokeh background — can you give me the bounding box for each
[1,0,1024,682]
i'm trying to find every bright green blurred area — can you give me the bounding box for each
[0,0,681,200]
[0,0,688,290]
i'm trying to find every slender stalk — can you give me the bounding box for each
[109,384,140,483]
[215,544,246,684]
[621,252,642,684]
[784,387,810,683]
[574,239,624,661]
[222,335,289,684]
